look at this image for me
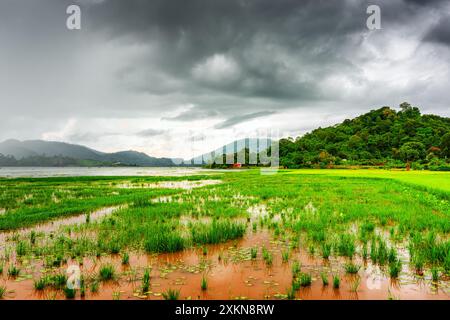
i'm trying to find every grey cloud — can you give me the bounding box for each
[214,111,276,129]
[137,128,165,137]
[163,108,220,121]
[424,17,450,46]
[0,0,449,153]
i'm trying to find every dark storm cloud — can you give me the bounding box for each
[87,0,369,101]
[0,0,449,154]
[214,111,276,129]
[424,17,450,46]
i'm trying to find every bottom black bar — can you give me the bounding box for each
[2,300,448,319]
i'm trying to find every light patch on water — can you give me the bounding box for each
[247,204,269,220]
[0,206,122,244]
[179,215,213,226]
[304,201,317,214]
[116,179,222,190]
[364,264,383,290]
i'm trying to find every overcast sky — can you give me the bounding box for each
[1,0,449,159]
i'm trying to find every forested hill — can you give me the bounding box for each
[279,103,450,170]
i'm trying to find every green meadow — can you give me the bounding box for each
[0,169,449,299]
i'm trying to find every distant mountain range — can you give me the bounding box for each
[0,139,177,167]
[187,138,272,165]
[0,138,273,167]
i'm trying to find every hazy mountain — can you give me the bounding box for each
[0,139,175,167]
[188,138,272,165]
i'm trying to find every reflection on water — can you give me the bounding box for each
[0,167,220,178]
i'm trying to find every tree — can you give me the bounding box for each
[441,132,450,158]
[399,142,425,162]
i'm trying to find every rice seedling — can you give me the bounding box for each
[99,264,115,281]
[80,277,86,298]
[291,261,301,276]
[413,255,425,275]
[50,273,68,289]
[202,246,208,256]
[321,243,331,259]
[142,268,151,294]
[336,234,356,258]
[344,262,361,274]
[34,276,48,290]
[162,288,180,300]
[30,231,36,245]
[0,285,6,299]
[389,259,402,278]
[90,281,99,293]
[191,220,246,245]
[201,275,208,291]
[121,252,129,265]
[281,250,290,263]
[297,273,312,287]
[333,275,340,289]
[64,286,76,299]
[362,243,368,260]
[321,272,329,286]
[431,267,439,282]
[286,286,296,300]
[16,241,27,256]
[308,244,315,255]
[262,248,273,266]
[250,247,258,259]
[144,228,185,253]
[7,265,20,277]
[350,277,361,292]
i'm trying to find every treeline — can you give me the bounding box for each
[279,103,450,170]
[0,154,118,167]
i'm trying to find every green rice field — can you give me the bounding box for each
[0,169,449,300]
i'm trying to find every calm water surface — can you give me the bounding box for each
[0,167,220,178]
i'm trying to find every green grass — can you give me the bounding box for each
[250,247,258,259]
[296,273,312,287]
[0,285,6,299]
[162,288,180,300]
[321,273,329,286]
[333,275,340,289]
[389,260,402,278]
[190,220,246,245]
[121,252,129,265]
[201,275,208,291]
[64,286,76,299]
[0,175,220,230]
[344,262,361,274]
[99,264,115,281]
[7,265,20,277]
[262,247,273,266]
[142,268,151,294]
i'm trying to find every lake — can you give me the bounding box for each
[0,167,215,178]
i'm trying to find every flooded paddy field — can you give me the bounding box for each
[0,169,449,300]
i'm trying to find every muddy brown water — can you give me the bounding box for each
[1,230,448,300]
